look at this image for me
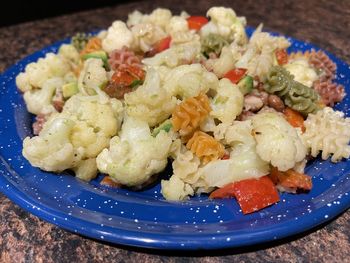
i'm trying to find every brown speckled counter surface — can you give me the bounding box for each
[0,0,350,262]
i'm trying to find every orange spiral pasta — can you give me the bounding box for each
[172,93,211,139]
[80,37,102,55]
[186,131,225,164]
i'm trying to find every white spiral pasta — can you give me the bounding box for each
[302,107,350,162]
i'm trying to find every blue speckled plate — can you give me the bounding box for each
[0,28,350,250]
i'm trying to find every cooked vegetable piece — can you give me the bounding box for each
[283,107,305,132]
[209,182,236,199]
[223,68,247,84]
[146,36,172,57]
[62,82,78,99]
[270,167,312,192]
[210,176,280,214]
[275,49,288,65]
[100,176,122,188]
[152,119,172,137]
[232,176,280,214]
[237,75,253,95]
[82,50,109,69]
[187,16,209,30]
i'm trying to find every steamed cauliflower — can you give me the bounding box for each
[236,24,290,80]
[125,68,177,127]
[131,23,166,52]
[102,21,133,53]
[78,58,108,96]
[202,120,270,187]
[284,57,318,87]
[23,77,64,115]
[147,8,172,30]
[210,78,244,123]
[165,15,199,45]
[200,7,248,45]
[23,117,77,172]
[162,64,219,99]
[96,116,172,186]
[22,95,123,180]
[16,53,71,92]
[161,175,194,201]
[142,40,201,68]
[251,112,307,171]
[58,44,80,66]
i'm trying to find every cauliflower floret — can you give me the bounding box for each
[131,23,167,52]
[147,8,172,30]
[166,16,188,34]
[125,68,177,127]
[161,175,194,201]
[162,64,219,99]
[63,95,124,143]
[142,40,201,68]
[58,44,80,66]
[16,53,71,92]
[284,58,318,87]
[22,94,123,177]
[251,112,307,171]
[23,77,63,115]
[127,8,172,30]
[102,21,133,53]
[72,158,98,182]
[210,78,244,123]
[23,117,77,171]
[165,16,199,45]
[202,120,270,187]
[200,7,248,45]
[96,117,172,186]
[127,10,145,27]
[78,58,108,96]
[204,42,246,77]
[236,24,290,80]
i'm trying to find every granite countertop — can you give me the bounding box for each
[0,0,349,262]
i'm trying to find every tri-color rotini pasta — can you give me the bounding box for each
[172,93,211,139]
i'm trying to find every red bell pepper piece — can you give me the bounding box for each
[223,68,247,84]
[187,16,209,31]
[210,176,280,214]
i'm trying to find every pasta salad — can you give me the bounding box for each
[16,7,350,214]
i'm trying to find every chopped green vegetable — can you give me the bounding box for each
[152,119,172,137]
[237,75,253,95]
[62,82,78,98]
[82,51,109,69]
[71,32,92,52]
[201,33,229,57]
[130,79,143,89]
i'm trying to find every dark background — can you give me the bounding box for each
[1,1,131,28]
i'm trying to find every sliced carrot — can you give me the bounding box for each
[283,107,305,132]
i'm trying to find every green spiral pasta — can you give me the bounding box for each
[201,33,229,57]
[285,81,320,115]
[264,66,320,115]
[264,66,294,97]
[71,32,93,52]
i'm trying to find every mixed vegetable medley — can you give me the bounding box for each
[16,7,350,214]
